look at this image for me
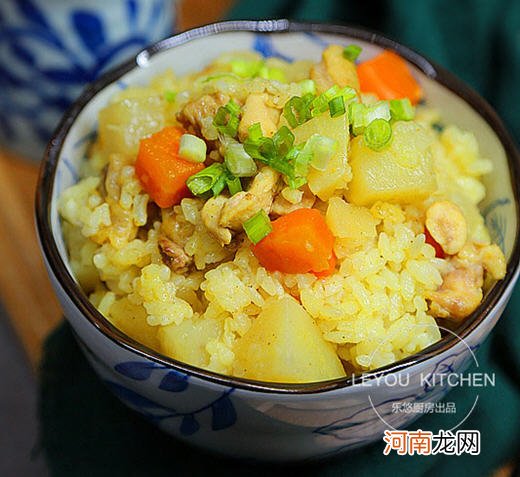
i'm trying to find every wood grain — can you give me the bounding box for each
[0,151,62,367]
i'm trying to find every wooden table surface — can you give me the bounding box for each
[0,0,234,368]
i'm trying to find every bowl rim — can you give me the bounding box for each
[36,19,520,395]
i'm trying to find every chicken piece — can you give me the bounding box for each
[220,167,280,230]
[177,93,229,136]
[425,201,467,255]
[158,236,192,272]
[310,45,360,94]
[238,93,280,140]
[428,263,484,320]
[201,195,232,245]
[479,244,507,280]
[271,185,316,216]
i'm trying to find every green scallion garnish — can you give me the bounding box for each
[213,100,241,137]
[164,90,176,102]
[243,210,272,244]
[304,134,338,171]
[230,59,263,78]
[186,163,226,197]
[389,98,415,121]
[283,96,312,128]
[258,65,287,82]
[348,102,367,136]
[226,175,242,195]
[364,118,393,151]
[178,134,207,163]
[224,142,257,177]
[247,123,263,143]
[342,44,362,62]
[328,96,346,118]
[365,101,391,124]
[298,79,316,96]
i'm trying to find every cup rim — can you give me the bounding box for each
[36,19,520,394]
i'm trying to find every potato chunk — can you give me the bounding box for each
[159,315,221,368]
[233,296,346,383]
[99,90,167,156]
[347,121,436,206]
[292,113,351,200]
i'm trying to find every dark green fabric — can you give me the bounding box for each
[39,2,520,475]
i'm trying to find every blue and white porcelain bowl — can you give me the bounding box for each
[36,20,520,461]
[0,0,173,160]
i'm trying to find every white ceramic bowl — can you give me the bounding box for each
[36,20,520,461]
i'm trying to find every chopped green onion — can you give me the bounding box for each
[390,98,415,121]
[298,79,316,96]
[230,59,263,78]
[311,85,340,116]
[213,100,241,137]
[243,210,272,244]
[283,96,311,128]
[226,175,242,195]
[211,173,227,196]
[202,73,240,83]
[348,102,367,136]
[342,44,362,62]
[224,142,257,177]
[186,163,226,197]
[247,123,263,143]
[365,101,391,124]
[338,86,358,103]
[304,134,338,171]
[164,90,176,102]
[258,65,286,82]
[364,118,393,151]
[273,126,295,158]
[287,175,307,190]
[224,99,240,116]
[329,96,346,118]
[269,156,295,176]
[178,134,207,163]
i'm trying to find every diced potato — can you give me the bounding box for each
[326,197,379,239]
[233,296,346,383]
[158,315,222,368]
[293,113,351,200]
[109,297,159,350]
[98,91,167,157]
[346,121,436,206]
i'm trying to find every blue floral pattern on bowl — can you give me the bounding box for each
[0,0,173,160]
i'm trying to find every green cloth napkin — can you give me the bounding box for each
[39,1,520,475]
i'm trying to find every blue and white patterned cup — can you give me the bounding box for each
[0,0,174,161]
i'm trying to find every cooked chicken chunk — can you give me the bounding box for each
[201,195,233,245]
[310,45,360,94]
[177,92,229,135]
[238,93,280,140]
[220,167,280,230]
[425,201,467,255]
[158,236,192,272]
[428,263,484,320]
[271,185,316,216]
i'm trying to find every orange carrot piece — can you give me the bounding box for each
[357,50,423,105]
[314,252,337,278]
[251,208,335,275]
[135,126,204,208]
[135,126,205,208]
